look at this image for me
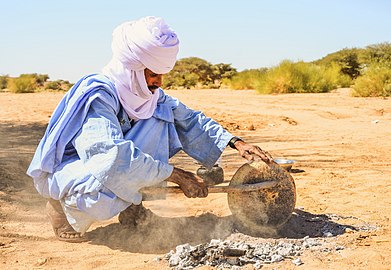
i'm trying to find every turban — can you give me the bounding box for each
[102,16,179,120]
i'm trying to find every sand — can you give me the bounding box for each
[0,88,390,269]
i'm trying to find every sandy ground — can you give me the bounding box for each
[0,88,390,269]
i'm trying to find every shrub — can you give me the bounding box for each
[211,63,237,88]
[61,80,74,91]
[314,48,364,79]
[322,62,352,88]
[339,51,361,79]
[0,75,9,89]
[163,57,212,89]
[44,79,73,91]
[45,81,62,90]
[362,42,391,69]
[255,60,350,94]
[163,57,237,89]
[20,73,49,87]
[225,68,267,90]
[181,73,199,89]
[352,64,391,97]
[8,76,37,93]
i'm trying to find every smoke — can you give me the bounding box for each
[87,210,235,253]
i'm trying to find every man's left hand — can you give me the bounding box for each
[233,140,273,163]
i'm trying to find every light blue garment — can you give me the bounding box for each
[27,74,120,180]
[27,74,233,232]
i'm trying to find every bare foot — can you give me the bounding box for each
[118,203,154,227]
[46,199,87,243]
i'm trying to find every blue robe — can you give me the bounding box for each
[27,74,233,232]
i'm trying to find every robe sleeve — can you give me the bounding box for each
[72,98,173,203]
[172,99,233,168]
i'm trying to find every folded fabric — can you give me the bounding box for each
[27,74,119,180]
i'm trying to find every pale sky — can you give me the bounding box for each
[1,0,390,82]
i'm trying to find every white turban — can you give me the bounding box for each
[102,16,179,120]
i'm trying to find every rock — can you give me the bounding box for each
[254,260,263,269]
[303,238,321,247]
[238,243,250,250]
[209,239,221,247]
[176,243,192,255]
[246,124,255,130]
[226,257,239,265]
[271,254,283,263]
[165,250,174,259]
[292,258,303,266]
[35,258,47,266]
[168,254,181,267]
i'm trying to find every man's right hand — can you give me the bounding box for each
[166,167,208,198]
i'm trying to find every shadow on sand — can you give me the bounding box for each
[87,208,358,254]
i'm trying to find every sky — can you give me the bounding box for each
[1,0,390,83]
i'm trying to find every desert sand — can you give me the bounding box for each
[0,88,390,269]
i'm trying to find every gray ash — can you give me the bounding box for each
[162,211,377,269]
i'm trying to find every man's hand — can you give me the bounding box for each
[234,140,273,163]
[166,167,208,198]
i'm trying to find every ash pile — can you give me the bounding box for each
[160,211,377,269]
[163,236,343,269]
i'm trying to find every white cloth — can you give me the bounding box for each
[102,16,179,120]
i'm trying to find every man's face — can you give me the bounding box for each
[144,68,162,93]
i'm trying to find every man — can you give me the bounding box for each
[27,16,273,242]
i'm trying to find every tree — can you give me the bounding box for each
[313,48,362,79]
[211,63,237,88]
[0,75,9,89]
[363,42,391,68]
[163,57,238,89]
[339,51,361,79]
[163,57,214,89]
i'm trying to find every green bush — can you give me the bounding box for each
[352,64,391,97]
[339,51,361,79]
[0,75,9,89]
[8,76,37,93]
[163,57,212,89]
[163,57,237,89]
[255,60,351,94]
[321,62,352,88]
[20,73,49,87]
[211,63,237,88]
[362,42,391,69]
[225,68,267,90]
[314,48,363,79]
[61,80,74,91]
[43,79,73,91]
[45,81,62,90]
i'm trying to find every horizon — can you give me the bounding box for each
[1,0,390,83]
